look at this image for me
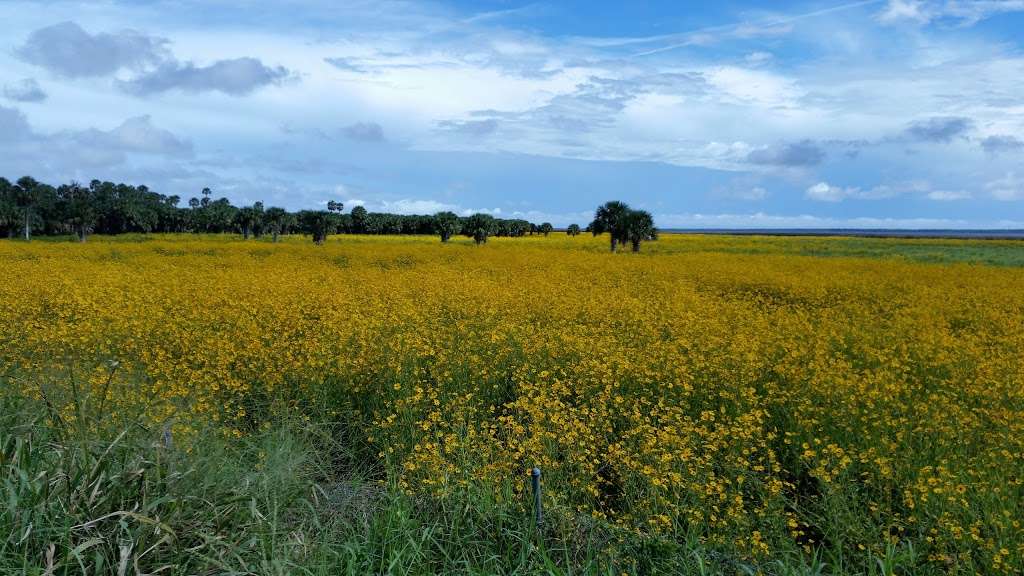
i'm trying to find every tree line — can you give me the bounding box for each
[0,176,657,250]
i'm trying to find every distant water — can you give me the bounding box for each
[665,229,1024,240]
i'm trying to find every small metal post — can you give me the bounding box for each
[161,423,173,451]
[530,466,543,527]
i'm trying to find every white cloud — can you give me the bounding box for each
[878,0,1024,25]
[745,51,774,65]
[926,190,972,201]
[878,0,931,24]
[806,181,858,202]
[653,211,993,229]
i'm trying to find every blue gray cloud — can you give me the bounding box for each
[903,116,974,142]
[67,115,193,156]
[980,134,1023,154]
[747,140,826,167]
[437,118,499,136]
[16,21,169,78]
[343,122,385,142]
[3,78,47,103]
[324,57,367,73]
[119,57,293,96]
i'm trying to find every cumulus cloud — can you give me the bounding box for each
[67,115,192,156]
[16,21,169,78]
[803,181,917,203]
[120,57,293,96]
[437,118,499,136]
[980,134,1024,154]
[2,108,188,155]
[3,78,47,103]
[0,106,191,178]
[343,122,385,142]
[747,140,825,167]
[903,116,973,142]
[805,181,858,202]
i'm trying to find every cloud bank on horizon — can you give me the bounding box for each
[0,0,1022,228]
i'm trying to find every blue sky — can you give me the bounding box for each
[1,0,1023,228]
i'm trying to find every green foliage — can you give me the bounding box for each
[590,201,658,252]
[623,209,657,252]
[462,213,497,245]
[263,207,293,242]
[433,211,461,243]
[297,210,338,244]
[0,175,547,242]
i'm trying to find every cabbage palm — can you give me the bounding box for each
[623,209,657,252]
[434,211,461,242]
[591,201,631,252]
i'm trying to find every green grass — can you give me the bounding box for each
[0,390,936,575]
[663,235,1024,267]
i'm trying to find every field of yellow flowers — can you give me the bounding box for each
[1,233,1022,574]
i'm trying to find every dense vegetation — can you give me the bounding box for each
[0,176,563,244]
[1,233,1021,574]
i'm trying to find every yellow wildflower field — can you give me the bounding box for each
[1,233,1022,571]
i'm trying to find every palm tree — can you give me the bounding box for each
[234,207,259,239]
[264,207,289,242]
[14,176,42,241]
[434,211,461,242]
[624,209,657,252]
[298,210,337,245]
[590,200,631,252]
[350,206,368,233]
[58,182,98,242]
[0,178,16,238]
[462,213,496,245]
[566,223,581,237]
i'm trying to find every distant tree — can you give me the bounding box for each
[298,210,337,245]
[206,198,238,233]
[200,187,212,207]
[590,200,631,252]
[350,205,368,233]
[434,211,461,242]
[14,176,45,241]
[234,206,259,239]
[327,200,344,213]
[623,209,657,252]
[514,219,532,237]
[188,197,200,209]
[463,213,496,245]
[57,182,98,242]
[264,207,290,242]
[0,178,16,238]
[539,222,553,236]
[567,223,581,237]
[252,201,265,238]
